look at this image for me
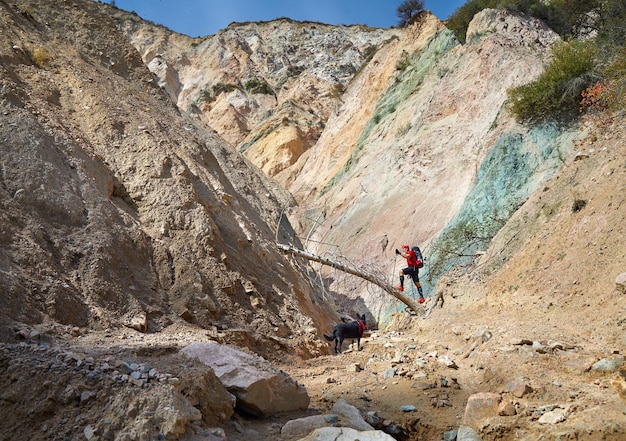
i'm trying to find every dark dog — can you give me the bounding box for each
[324,314,366,354]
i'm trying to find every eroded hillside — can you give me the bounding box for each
[282,10,574,323]
[115,7,585,326]
[0,0,338,356]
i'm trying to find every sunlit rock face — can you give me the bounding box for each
[120,9,567,324]
[119,16,399,177]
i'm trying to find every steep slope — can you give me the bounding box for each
[274,115,626,441]
[406,112,626,441]
[477,114,626,343]
[282,10,572,323]
[0,0,337,357]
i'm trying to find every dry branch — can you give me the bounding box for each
[277,243,424,315]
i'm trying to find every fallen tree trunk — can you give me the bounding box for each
[277,243,424,315]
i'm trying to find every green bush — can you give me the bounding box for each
[596,0,626,55]
[212,83,237,96]
[195,90,214,105]
[507,39,598,123]
[543,0,600,38]
[604,48,626,111]
[445,0,599,43]
[243,78,274,95]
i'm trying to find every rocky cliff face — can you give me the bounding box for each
[114,11,398,178]
[0,0,337,357]
[282,10,575,322]
[115,8,575,324]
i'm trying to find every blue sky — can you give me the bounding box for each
[100,0,467,37]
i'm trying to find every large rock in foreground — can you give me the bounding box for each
[297,427,396,441]
[181,341,310,416]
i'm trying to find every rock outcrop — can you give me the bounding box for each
[113,11,399,178]
[181,341,310,416]
[0,0,337,349]
[281,11,563,321]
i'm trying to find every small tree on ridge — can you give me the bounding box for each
[397,0,425,27]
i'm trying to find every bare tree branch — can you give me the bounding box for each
[277,243,425,315]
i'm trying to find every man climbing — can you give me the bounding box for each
[395,244,425,303]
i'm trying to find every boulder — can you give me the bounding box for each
[332,398,375,431]
[281,399,374,438]
[592,358,624,372]
[538,407,569,424]
[147,55,182,104]
[616,272,626,294]
[457,425,483,441]
[497,400,516,416]
[504,378,533,398]
[281,415,332,440]
[181,341,309,416]
[297,426,396,441]
[463,392,502,429]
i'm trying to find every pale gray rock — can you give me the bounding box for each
[443,429,458,441]
[84,425,96,441]
[297,426,396,441]
[281,415,332,440]
[457,425,482,441]
[332,398,374,432]
[538,407,569,424]
[467,8,558,48]
[532,341,549,354]
[592,358,624,372]
[147,55,182,103]
[181,341,310,416]
[128,313,147,332]
[616,272,626,294]
[383,367,397,379]
[185,427,227,441]
[283,404,379,441]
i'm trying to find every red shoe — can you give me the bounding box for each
[395,285,404,292]
[418,297,425,304]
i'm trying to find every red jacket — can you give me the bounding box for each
[406,250,421,268]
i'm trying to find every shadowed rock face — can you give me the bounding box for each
[0,0,338,348]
